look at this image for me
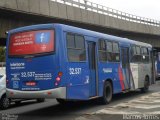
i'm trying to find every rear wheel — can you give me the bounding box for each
[0,95,10,110]
[37,98,45,102]
[141,77,149,93]
[100,81,113,104]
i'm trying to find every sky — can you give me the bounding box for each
[90,0,160,20]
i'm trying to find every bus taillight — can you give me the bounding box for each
[55,72,63,86]
[55,82,58,86]
[58,72,63,77]
[56,77,61,82]
[55,77,61,86]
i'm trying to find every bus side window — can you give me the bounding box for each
[75,35,85,49]
[107,41,113,62]
[141,47,149,63]
[66,33,86,62]
[112,42,120,62]
[136,46,141,62]
[98,39,107,62]
[131,45,141,63]
[66,33,75,48]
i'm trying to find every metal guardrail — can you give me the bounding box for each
[51,0,160,27]
[0,62,6,67]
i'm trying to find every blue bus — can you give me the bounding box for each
[6,24,155,104]
[156,52,160,79]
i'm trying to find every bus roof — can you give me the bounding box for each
[57,24,152,48]
[8,23,152,48]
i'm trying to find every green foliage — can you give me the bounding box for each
[0,47,6,62]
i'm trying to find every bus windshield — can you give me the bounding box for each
[9,30,54,56]
[0,75,3,79]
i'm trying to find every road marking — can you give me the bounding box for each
[95,109,141,114]
[94,92,160,114]
[115,103,160,109]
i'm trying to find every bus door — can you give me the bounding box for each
[121,47,130,89]
[87,41,98,97]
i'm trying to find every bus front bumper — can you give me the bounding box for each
[6,87,66,99]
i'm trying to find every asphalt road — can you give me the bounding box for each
[1,81,160,120]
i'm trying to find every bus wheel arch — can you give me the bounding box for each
[106,79,113,93]
[100,79,113,104]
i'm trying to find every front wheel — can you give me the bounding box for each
[99,81,113,104]
[141,77,149,93]
[0,95,10,110]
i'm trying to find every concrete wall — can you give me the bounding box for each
[0,17,34,38]
[0,0,160,48]
[0,0,160,36]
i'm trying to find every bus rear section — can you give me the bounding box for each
[6,25,66,99]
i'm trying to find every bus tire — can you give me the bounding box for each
[37,98,45,102]
[100,81,113,104]
[141,77,149,93]
[0,95,10,110]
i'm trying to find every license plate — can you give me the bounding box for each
[26,81,36,86]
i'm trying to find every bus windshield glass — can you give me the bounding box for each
[0,75,3,79]
[9,30,54,56]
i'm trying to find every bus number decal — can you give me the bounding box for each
[21,72,35,77]
[69,68,82,75]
